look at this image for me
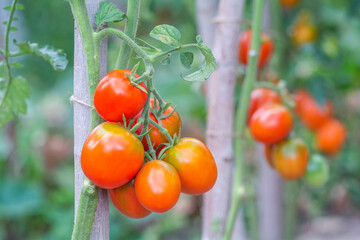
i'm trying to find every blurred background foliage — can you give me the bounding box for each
[0,0,359,239]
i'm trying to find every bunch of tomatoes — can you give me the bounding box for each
[80,70,217,218]
[238,28,346,185]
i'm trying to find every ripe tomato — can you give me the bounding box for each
[94,70,147,122]
[294,90,333,131]
[280,0,299,9]
[135,160,181,213]
[163,138,217,195]
[109,180,151,219]
[248,88,282,123]
[264,144,274,168]
[81,122,144,189]
[238,30,274,69]
[249,104,293,144]
[133,98,181,152]
[273,138,309,180]
[315,119,346,156]
[304,154,329,187]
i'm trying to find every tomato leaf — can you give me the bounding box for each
[180,51,194,69]
[149,24,181,47]
[3,4,24,11]
[160,56,171,65]
[181,35,217,82]
[94,1,125,30]
[14,41,68,71]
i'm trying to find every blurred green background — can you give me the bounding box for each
[0,0,360,239]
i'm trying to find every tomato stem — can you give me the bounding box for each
[222,0,265,239]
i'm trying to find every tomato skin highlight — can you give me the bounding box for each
[238,30,274,69]
[248,87,282,123]
[94,70,148,122]
[135,160,181,213]
[109,180,151,219]
[273,138,309,180]
[163,138,217,195]
[249,104,293,144]
[315,119,346,156]
[304,154,329,187]
[81,122,144,189]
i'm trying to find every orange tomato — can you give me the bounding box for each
[249,104,293,144]
[109,180,151,219]
[238,30,274,69]
[273,138,309,180]
[135,160,181,213]
[81,122,144,189]
[280,0,299,9]
[248,88,282,123]
[264,144,274,168]
[315,119,346,156]
[163,138,217,195]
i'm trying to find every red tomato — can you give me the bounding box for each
[264,144,274,168]
[135,160,181,213]
[238,30,274,69]
[273,138,309,180]
[94,70,147,122]
[315,119,346,156]
[109,180,151,219]
[81,122,144,189]
[280,0,299,9]
[294,90,333,131]
[249,104,293,144]
[248,88,282,123]
[163,138,217,195]
[133,98,181,152]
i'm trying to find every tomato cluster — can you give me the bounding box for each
[81,70,217,218]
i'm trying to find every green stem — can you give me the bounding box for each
[149,119,174,145]
[270,0,284,74]
[149,43,197,62]
[114,0,140,70]
[284,181,299,240]
[222,0,265,239]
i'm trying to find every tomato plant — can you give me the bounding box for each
[94,70,147,122]
[109,180,151,219]
[315,119,346,156]
[135,160,181,213]
[238,30,274,69]
[304,154,329,187]
[163,138,217,195]
[249,103,293,144]
[81,122,144,189]
[273,138,309,180]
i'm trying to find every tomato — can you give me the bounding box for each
[238,30,274,69]
[163,138,217,195]
[280,0,299,9]
[264,144,274,168]
[94,70,148,122]
[248,88,282,123]
[135,160,181,213]
[109,180,151,219]
[304,154,329,187]
[294,90,333,131]
[315,119,346,156]
[292,22,317,46]
[81,122,144,189]
[133,98,181,152]
[273,138,309,180]
[249,104,293,144]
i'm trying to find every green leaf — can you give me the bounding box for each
[182,36,217,82]
[180,52,194,69]
[0,76,30,128]
[94,1,126,30]
[160,56,171,65]
[14,41,68,71]
[10,27,17,32]
[149,24,181,47]
[141,46,162,55]
[11,62,23,68]
[3,4,24,10]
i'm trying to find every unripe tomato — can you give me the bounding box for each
[135,160,181,213]
[94,70,148,122]
[248,88,282,123]
[249,104,293,144]
[264,144,274,168]
[315,119,346,156]
[280,0,299,9]
[273,138,309,180]
[238,30,274,69]
[109,180,151,219]
[163,138,217,195]
[81,122,144,189]
[294,90,333,131]
[305,154,329,187]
